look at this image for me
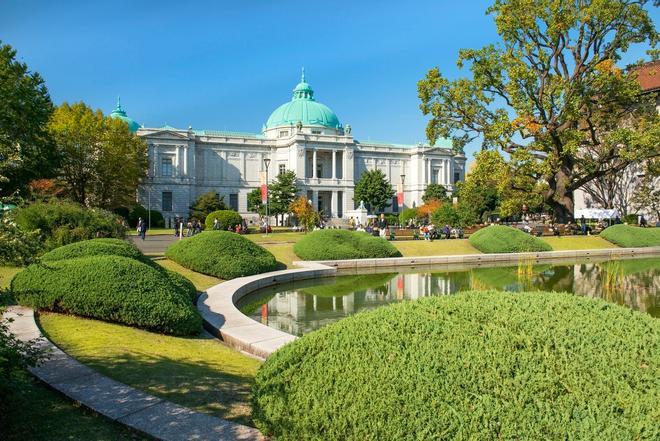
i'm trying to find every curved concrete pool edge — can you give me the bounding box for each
[199,246,660,359]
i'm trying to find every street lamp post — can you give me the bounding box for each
[398,174,406,209]
[263,158,271,236]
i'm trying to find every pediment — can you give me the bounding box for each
[139,129,190,140]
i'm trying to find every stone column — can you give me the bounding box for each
[331,191,338,218]
[175,147,180,177]
[332,150,336,179]
[426,159,432,184]
[445,159,450,185]
[312,149,317,178]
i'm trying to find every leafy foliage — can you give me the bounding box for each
[188,191,227,221]
[399,207,419,225]
[165,231,277,279]
[293,229,402,260]
[289,196,320,231]
[0,217,43,266]
[0,42,57,196]
[600,224,660,248]
[13,200,126,250]
[40,238,145,263]
[11,255,200,335]
[269,170,299,222]
[247,188,265,215]
[469,225,552,253]
[418,0,659,221]
[353,169,395,213]
[127,204,164,228]
[422,183,449,203]
[430,203,459,226]
[204,210,242,230]
[47,102,148,208]
[253,291,660,440]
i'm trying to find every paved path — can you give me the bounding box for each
[4,306,263,441]
[129,234,176,255]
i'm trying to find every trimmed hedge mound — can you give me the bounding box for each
[204,210,242,230]
[469,225,552,253]
[165,231,277,279]
[293,229,402,260]
[11,255,201,335]
[40,238,144,263]
[253,292,659,440]
[600,224,660,248]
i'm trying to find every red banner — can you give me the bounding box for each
[397,192,403,207]
[260,171,267,203]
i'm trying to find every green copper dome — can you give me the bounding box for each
[109,97,141,132]
[265,69,341,130]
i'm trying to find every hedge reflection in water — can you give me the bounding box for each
[237,257,660,336]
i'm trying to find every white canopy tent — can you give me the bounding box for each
[574,208,619,219]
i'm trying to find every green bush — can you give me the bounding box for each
[0,217,43,266]
[128,205,165,228]
[430,203,459,226]
[622,214,639,225]
[253,291,659,440]
[204,210,242,230]
[40,238,144,263]
[468,225,552,253]
[13,200,126,250]
[600,224,660,248]
[399,207,418,225]
[11,255,201,335]
[165,231,277,279]
[293,229,402,260]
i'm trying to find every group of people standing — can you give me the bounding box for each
[174,217,203,237]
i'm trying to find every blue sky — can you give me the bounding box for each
[2,0,657,160]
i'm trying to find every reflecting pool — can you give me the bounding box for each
[237,257,660,336]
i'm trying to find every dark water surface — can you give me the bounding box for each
[237,257,660,336]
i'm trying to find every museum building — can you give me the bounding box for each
[112,71,467,226]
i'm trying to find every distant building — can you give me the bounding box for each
[573,60,659,221]
[112,70,466,226]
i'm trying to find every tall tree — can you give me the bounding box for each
[268,170,299,225]
[418,0,659,222]
[48,102,147,208]
[422,183,450,203]
[353,169,395,213]
[247,188,266,215]
[0,42,57,195]
[189,191,227,220]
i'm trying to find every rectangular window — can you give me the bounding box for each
[229,193,238,211]
[279,130,289,138]
[161,157,173,177]
[162,191,173,212]
[392,196,399,213]
[454,171,460,184]
[312,130,321,134]
[317,163,323,178]
[278,164,286,176]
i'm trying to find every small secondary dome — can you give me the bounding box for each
[109,97,141,132]
[265,69,341,130]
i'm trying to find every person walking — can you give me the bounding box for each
[378,213,388,239]
[213,218,219,230]
[580,215,587,235]
[137,217,146,241]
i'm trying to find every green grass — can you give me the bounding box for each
[0,266,22,289]
[246,232,305,244]
[600,224,660,247]
[260,243,300,268]
[4,370,145,440]
[393,239,482,256]
[39,312,261,426]
[156,259,223,290]
[541,235,617,250]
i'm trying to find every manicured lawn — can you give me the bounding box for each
[541,235,617,250]
[155,258,222,290]
[261,243,300,268]
[393,239,482,256]
[39,313,261,426]
[0,266,22,289]
[246,231,304,244]
[4,371,144,441]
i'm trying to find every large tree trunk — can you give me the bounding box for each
[546,167,575,224]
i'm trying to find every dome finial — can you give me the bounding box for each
[116,96,122,111]
[301,67,305,83]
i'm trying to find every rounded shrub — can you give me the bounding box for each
[253,291,659,440]
[204,210,242,230]
[165,231,277,279]
[468,224,552,253]
[11,255,201,336]
[128,205,165,228]
[293,229,402,260]
[600,224,660,248]
[40,238,144,263]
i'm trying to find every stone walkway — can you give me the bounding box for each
[4,306,263,441]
